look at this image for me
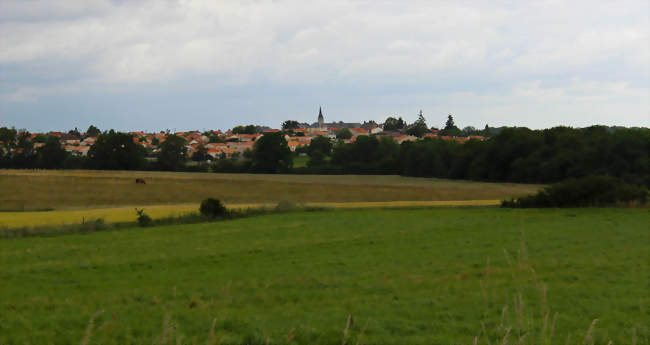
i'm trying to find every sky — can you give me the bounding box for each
[1,0,648,132]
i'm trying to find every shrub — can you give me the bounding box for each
[80,218,107,232]
[200,198,228,218]
[135,208,153,227]
[502,175,648,208]
[275,200,299,212]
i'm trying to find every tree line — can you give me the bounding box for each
[300,126,649,188]
[1,125,648,188]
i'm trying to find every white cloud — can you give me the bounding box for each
[2,1,645,83]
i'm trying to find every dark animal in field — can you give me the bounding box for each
[135,178,146,184]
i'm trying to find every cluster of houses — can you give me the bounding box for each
[8,108,484,160]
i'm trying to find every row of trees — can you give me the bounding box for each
[2,126,648,187]
[211,125,649,188]
[297,126,648,187]
[0,129,192,171]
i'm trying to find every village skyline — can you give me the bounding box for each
[5,105,648,134]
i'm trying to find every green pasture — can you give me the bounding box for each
[1,208,648,344]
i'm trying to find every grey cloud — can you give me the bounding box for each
[0,0,647,129]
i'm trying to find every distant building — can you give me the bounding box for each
[309,107,362,129]
[318,107,325,128]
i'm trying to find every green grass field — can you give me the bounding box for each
[0,170,541,211]
[1,208,648,344]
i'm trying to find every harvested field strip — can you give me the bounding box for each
[0,169,541,210]
[0,200,500,228]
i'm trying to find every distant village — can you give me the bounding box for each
[2,108,485,160]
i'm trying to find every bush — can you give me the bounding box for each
[502,175,648,208]
[200,198,228,218]
[275,200,299,212]
[135,208,153,227]
[80,218,107,232]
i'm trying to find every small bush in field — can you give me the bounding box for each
[200,198,228,218]
[275,200,299,212]
[135,208,153,227]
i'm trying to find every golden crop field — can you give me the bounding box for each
[0,169,540,211]
[0,200,501,228]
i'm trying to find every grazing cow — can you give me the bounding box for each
[135,178,146,184]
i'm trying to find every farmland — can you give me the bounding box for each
[0,170,541,211]
[0,169,540,228]
[1,208,648,344]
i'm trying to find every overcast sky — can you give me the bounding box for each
[1,0,648,132]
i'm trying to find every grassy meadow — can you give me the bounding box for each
[0,169,540,211]
[1,208,648,344]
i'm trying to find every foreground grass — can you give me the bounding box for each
[0,208,648,344]
[0,169,540,210]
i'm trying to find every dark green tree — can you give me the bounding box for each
[406,111,428,137]
[335,128,352,139]
[462,126,478,136]
[0,127,17,146]
[192,145,209,162]
[383,116,405,131]
[209,135,224,143]
[252,132,292,172]
[307,136,333,167]
[37,136,67,169]
[158,134,187,171]
[441,114,462,136]
[68,127,81,139]
[232,125,257,134]
[12,132,37,168]
[85,125,101,137]
[88,130,146,170]
[33,134,49,143]
[282,120,300,131]
[307,136,333,156]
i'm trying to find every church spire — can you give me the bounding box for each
[318,106,324,128]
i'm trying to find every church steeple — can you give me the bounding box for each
[318,106,324,128]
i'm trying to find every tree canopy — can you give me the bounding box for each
[335,128,352,139]
[383,116,405,131]
[306,136,333,168]
[87,131,145,170]
[158,134,187,171]
[440,114,462,136]
[37,136,67,169]
[86,125,101,137]
[281,120,300,131]
[232,125,258,134]
[192,145,209,162]
[406,111,428,137]
[252,132,292,172]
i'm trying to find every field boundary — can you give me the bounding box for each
[0,200,500,228]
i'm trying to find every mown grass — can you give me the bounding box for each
[0,208,648,344]
[0,169,541,210]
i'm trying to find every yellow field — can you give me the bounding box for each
[0,200,501,228]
